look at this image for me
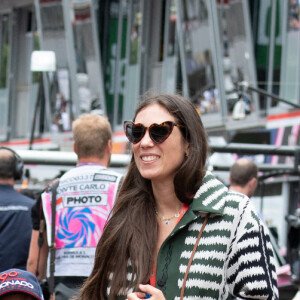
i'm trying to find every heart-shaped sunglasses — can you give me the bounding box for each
[124,120,181,144]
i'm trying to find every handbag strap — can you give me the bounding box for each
[180,213,210,300]
[49,179,59,294]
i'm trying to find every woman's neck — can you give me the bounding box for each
[152,181,182,215]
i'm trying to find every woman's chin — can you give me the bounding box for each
[139,170,159,181]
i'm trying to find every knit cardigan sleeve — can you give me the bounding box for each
[223,198,279,300]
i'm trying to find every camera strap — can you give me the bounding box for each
[36,195,45,278]
[49,179,59,294]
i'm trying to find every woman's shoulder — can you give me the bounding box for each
[193,171,246,213]
[192,171,259,222]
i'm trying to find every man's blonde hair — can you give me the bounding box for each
[72,114,112,158]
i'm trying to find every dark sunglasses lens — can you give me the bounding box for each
[126,123,145,143]
[150,123,172,143]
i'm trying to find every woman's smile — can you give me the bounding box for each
[141,155,159,162]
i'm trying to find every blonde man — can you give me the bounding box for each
[27,114,123,300]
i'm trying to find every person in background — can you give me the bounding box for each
[229,157,258,198]
[26,114,123,300]
[0,268,44,300]
[0,147,34,272]
[77,93,278,300]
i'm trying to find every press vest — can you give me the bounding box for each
[42,164,123,277]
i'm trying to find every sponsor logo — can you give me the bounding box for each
[93,173,117,182]
[0,271,19,283]
[0,271,34,291]
[0,280,34,290]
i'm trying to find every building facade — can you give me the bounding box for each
[0,0,299,150]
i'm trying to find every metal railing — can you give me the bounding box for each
[16,150,131,167]
[15,143,300,173]
[209,143,300,174]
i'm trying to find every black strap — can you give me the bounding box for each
[36,195,45,277]
[49,179,59,294]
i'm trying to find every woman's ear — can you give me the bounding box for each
[185,143,190,157]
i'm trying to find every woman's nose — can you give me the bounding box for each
[140,129,154,146]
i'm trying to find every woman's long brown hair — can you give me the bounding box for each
[78,93,208,300]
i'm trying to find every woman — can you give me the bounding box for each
[78,93,278,299]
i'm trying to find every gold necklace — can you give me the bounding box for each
[155,208,181,225]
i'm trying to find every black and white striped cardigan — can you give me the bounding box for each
[117,171,279,299]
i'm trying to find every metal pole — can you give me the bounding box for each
[90,0,107,115]
[15,149,131,167]
[62,0,80,117]
[112,0,124,129]
[242,0,259,112]
[241,83,300,109]
[210,142,300,156]
[175,0,189,97]
[17,143,300,168]
[266,0,277,111]
[209,0,228,118]
[29,73,43,150]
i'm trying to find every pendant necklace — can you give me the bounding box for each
[155,207,181,225]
